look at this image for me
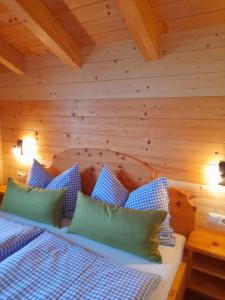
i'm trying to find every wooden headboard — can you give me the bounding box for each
[49,148,196,238]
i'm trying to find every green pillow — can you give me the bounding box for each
[1,178,66,227]
[68,191,167,263]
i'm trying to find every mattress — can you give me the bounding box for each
[0,211,186,300]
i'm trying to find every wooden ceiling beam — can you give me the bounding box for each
[116,0,160,61]
[2,0,81,68]
[0,37,25,75]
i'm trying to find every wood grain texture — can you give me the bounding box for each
[169,187,196,238]
[188,271,225,300]
[191,253,225,280]
[0,184,6,206]
[0,36,24,74]
[116,0,160,60]
[167,262,187,300]
[0,97,224,233]
[187,230,225,261]
[49,147,196,238]
[0,0,223,55]
[0,25,225,97]
[1,0,81,68]
[49,148,158,194]
[187,230,225,300]
[0,124,3,185]
[0,25,224,234]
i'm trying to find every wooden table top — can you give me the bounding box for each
[187,230,225,261]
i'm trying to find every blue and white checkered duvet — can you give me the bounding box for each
[0,216,43,262]
[0,231,161,300]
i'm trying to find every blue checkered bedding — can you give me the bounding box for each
[0,216,44,262]
[0,231,161,300]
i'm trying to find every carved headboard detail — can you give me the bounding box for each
[49,148,196,238]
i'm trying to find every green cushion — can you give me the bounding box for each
[68,191,167,263]
[1,178,66,227]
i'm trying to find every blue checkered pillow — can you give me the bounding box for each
[27,160,81,218]
[125,177,175,247]
[91,165,129,206]
[27,159,53,188]
[46,165,81,218]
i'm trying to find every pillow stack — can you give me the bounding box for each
[27,159,81,218]
[2,159,175,262]
[87,165,175,247]
[67,164,175,263]
[125,177,175,247]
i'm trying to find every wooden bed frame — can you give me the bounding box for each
[49,148,196,300]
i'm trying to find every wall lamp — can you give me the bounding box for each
[12,136,37,165]
[12,139,23,156]
[219,161,225,186]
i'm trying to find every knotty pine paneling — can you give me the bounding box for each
[0,124,3,184]
[1,98,225,181]
[0,25,225,98]
[0,0,225,55]
[0,97,225,233]
[0,25,225,233]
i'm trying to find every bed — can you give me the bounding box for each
[0,148,196,300]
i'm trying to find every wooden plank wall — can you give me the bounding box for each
[0,123,3,184]
[0,25,224,232]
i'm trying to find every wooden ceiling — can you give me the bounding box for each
[0,0,224,73]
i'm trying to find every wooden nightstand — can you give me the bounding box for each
[0,184,6,205]
[187,230,225,300]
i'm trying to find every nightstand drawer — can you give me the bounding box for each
[187,230,225,300]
